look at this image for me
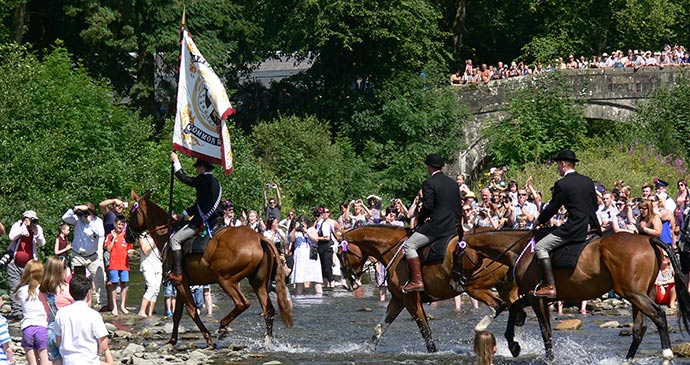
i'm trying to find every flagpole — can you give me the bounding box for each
[168,6,186,221]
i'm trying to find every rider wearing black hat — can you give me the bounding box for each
[531,150,601,298]
[168,152,222,284]
[401,154,463,292]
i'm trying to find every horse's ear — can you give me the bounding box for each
[131,190,139,201]
[144,190,151,200]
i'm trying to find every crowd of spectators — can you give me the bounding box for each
[450,44,690,85]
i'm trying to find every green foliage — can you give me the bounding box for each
[510,143,687,202]
[349,72,469,199]
[251,114,372,213]
[633,73,690,160]
[0,44,160,258]
[612,0,682,50]
[483,73,587,167]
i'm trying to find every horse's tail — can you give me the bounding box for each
[651,237,690,333]
[262,237,294,327]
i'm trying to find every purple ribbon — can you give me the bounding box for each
[132,201,139,213]
[342,240,348,252]
[458,240,467,249]
[529,237,536,252]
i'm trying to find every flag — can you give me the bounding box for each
[173,28,235,174]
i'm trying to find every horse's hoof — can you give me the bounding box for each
[474,315,492,332]
[509,342,521,357]
[515,310,526,327]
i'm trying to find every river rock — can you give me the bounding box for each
[187,350,209,363]
[115,330,133,339]
[121,343,146,358]
[599,321,620,328]
[619,329,632,336]
[105,322,117,332]
[673,342,690,357]
[357,307,372,312]
[138,328,154,338]
[263,361,283,365]
[163,322,186,334]
[554,319,582,330]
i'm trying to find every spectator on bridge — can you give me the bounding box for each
[450,69,463,85]
[566,55,578,69]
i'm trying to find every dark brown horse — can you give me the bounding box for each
[125,191,292,347]
[464,230,690,363]
[339,225,519,352]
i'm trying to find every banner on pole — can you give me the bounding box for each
[173,29,235,174]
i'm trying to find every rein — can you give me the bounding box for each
[459,230,534,284]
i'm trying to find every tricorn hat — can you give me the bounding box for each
[554,150,579,162]
[424,154,445,169]
[193,158,214,170]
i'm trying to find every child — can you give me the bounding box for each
[39,256,74,365]
[54,224,72,278]
[163,281,176,317]
[190,285,205,316]
[473,330,497,365]
[104,215,134,316]
[0,296,17,365]
[15,259,49,365]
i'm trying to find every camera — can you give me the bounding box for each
[265,183,271,188]
[30,218,39,225]
[0,249,13,269]
[75,210,87,217]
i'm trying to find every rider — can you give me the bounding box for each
[402,154,463,292]
[531,150,601,298]
[168,152,222,284]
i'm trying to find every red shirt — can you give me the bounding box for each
[105,231,132,271]
[14,233,34,267]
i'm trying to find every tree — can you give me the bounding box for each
[251,115,372,211]
[0,43,162,257]
[483,73,587,166]
[634,74,690,160]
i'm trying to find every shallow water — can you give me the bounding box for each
[113,265,690,365]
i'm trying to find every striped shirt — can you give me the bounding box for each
[0,315,11,364]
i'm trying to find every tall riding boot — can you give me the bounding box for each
[168,250,184,284]
[531,258,557,298]
[402,257,424,293]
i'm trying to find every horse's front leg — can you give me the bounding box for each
[370,295,405,349]
[504,295,529,357]
[402,293,437,353]
[176,283,216,349]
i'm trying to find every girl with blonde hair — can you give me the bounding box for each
[473,330,497,365]
[14,260,49,365]
[39,256,74,365]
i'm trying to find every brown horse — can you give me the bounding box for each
[339,225,519,352]
[464,229,690,363]
[125,191,293,347]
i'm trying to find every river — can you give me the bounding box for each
[107,265,690,365]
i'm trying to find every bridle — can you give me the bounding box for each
[126,200,171,261]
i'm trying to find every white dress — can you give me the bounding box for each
[290,232,323,284]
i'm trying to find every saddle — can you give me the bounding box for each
[418,233,455,266]
[181,217,225,255]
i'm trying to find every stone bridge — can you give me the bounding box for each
[452,67,688,177]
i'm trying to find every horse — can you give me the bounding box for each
[339,225,519,352]
[125,191,293,348]
[463,229,690,363]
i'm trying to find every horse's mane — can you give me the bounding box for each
[347,224,410,234]
[142,197,169,223]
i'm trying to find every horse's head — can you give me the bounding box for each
[125,190,155,244]
[337,239,369,291]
